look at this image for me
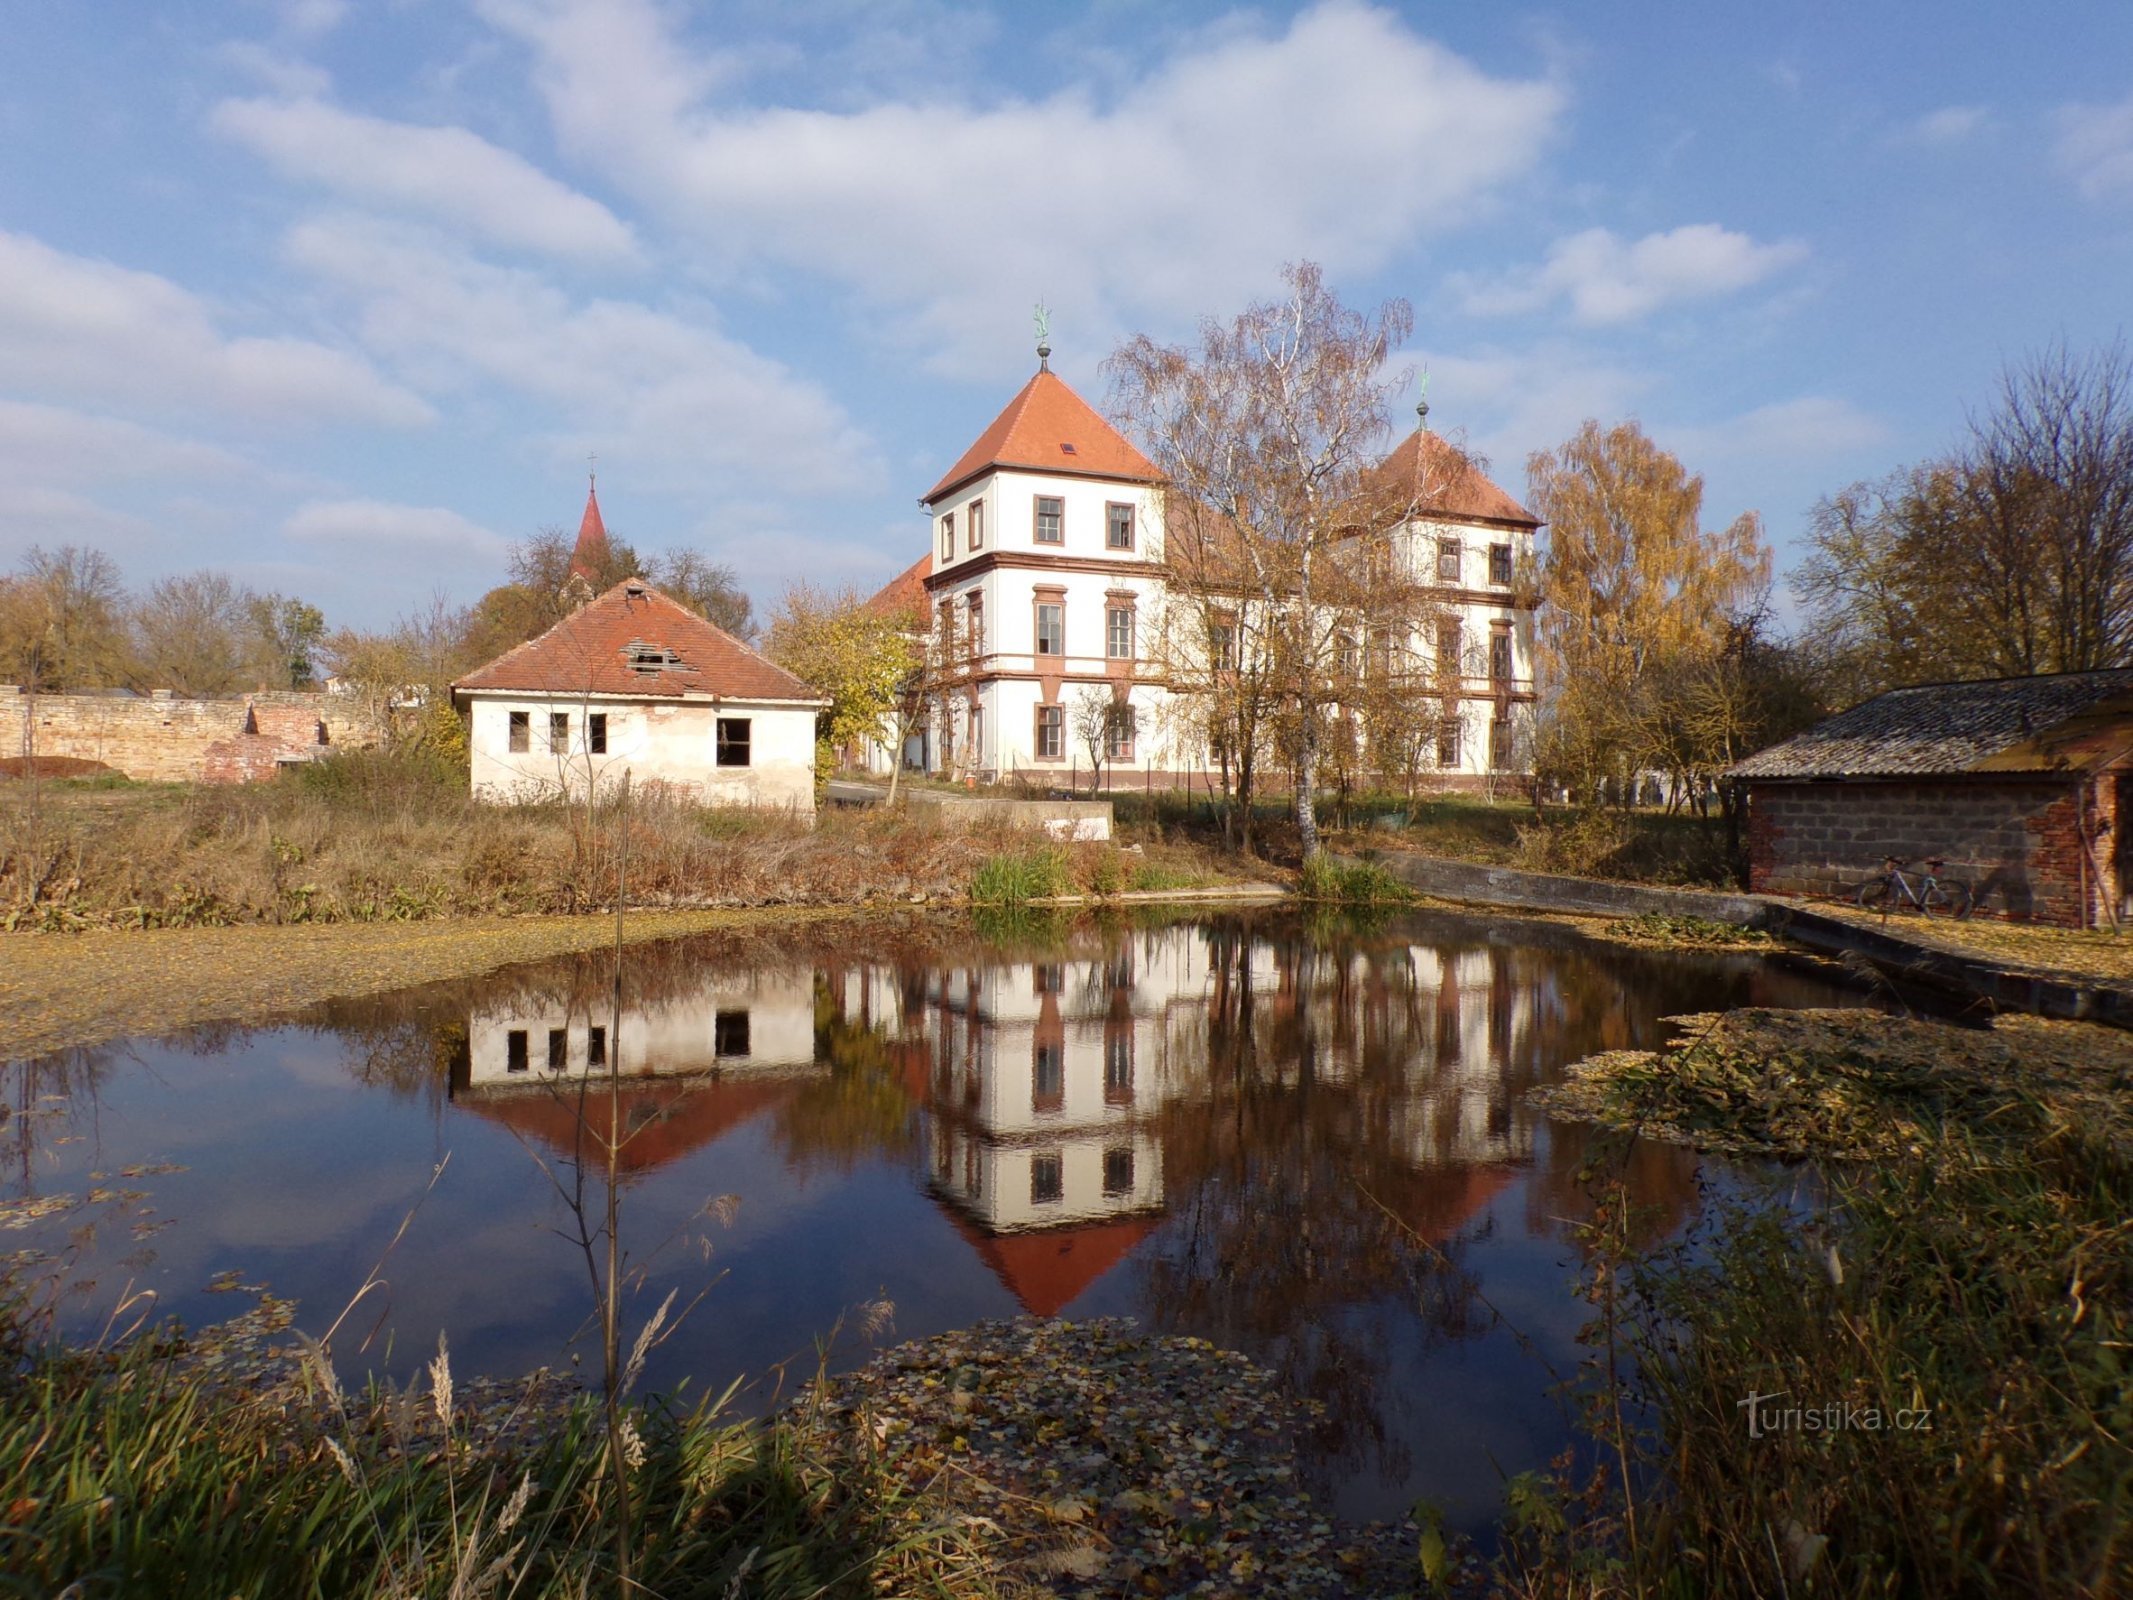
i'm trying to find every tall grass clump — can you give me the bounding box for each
[1297,854,1412,904]
[968,846,1071,905]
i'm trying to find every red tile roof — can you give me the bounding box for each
[863,552,932,624]
[945,1209,1160,1318]
[458,1075,799,1175]
[454,580,825,703]
[924,369,1161,504]
[1370,429,1539,529]
[569,482,611,580]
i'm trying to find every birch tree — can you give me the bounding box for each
[1109,263,1422,861]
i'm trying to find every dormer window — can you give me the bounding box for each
[1060,442,1078,456]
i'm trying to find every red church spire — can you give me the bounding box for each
[569,466,610,582]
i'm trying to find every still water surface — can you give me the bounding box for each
[4,907,1863,1535]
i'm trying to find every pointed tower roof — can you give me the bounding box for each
[924,369,1160,505]
[1370,427,1540,529]
[568,477,611,581]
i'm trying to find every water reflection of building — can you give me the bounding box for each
[452,970,822,1172]
[832,925,1544,1313]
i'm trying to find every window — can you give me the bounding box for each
[968,499,984,551]
[507,711,530,753]
[940,511,955,561]
[1489,544,1514,586]
[1490,718,1514,771]
[716,718,751,767]
[714,1009,750,1057]
[1207,619,1237,668]
[1104,1033,1133,1103]
[587,1025,606,1067]
[965,595,983,656]
[549,712,569,752]
[1030,1151,1064,1205]
[1034,704,1064,760]
[1437,616,1463,671]
[1034,963,1064,995]
[547,1027,567,1071]
[1032,1042,1064,1111]
[1035,600,1064,656]
[1106,605,1134,660]
[1103,1147,1135,1195]
[1105,704,1136,761]
[588,713,607,754]
[506,1029,528,1073]
[1436,538,1461,582]
[1437,717,1462,768]
[1106,502,1135,551]
[1034,495,1064,544]
[1489,629,1513,685]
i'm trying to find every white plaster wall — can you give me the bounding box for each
[466,969,818,1087]
[932,468,1164,575]
[465,694,818,810]
[926,1123,1164,1231]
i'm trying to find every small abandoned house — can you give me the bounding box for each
[452,578,827,810]
[1728,670,2133,927]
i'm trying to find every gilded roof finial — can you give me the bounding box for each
[1034,302,1052,373]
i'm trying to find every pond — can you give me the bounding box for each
[2,906,1867,1539]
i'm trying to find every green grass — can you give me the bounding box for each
[1298,854,1413,904]
[967,847,1071,905]
[0,1307,1003,1599]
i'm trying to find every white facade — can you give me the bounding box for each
[464,691,820,810]
[891,373,1540,789]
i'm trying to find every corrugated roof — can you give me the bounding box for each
[454,580,825,704]
[1729,670,2133,780]
[1368,428,1539,529]
[924,369,1161,505]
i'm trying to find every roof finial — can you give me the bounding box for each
[587,450,597,491]
[1416,367,1431,432]
[1033,301,1051,373]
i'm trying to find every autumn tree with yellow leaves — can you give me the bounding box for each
[1526,420,1773,808]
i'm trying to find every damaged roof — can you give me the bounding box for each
[1729,669,2133,780]
[453,580,825,704]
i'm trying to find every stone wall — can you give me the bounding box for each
[0,687,383,784]
[1744,775,2120,927]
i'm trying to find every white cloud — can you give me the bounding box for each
[281,215,880,495]
[212,97,637,261]
[214,39,332,98]
[0,401,258,487]
[479,0,1565,372]
[0,486,158,555]
[2056,97,2133,200]
[1415,347,1649,479]
[1458,224,1807,326]
[0,229,431,428]
[1662,396,1892,464]
[1903,105,1990,146]
[283,498,510,556]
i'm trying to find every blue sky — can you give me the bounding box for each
[3,0,2130,629]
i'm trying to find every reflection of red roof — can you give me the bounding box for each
[458,1076,798,1173]
[925,369,1160,504]
[945,1209,1159,1318]
[453,581,825,703]
[863,553,932,624]
[1369,429,1539,529]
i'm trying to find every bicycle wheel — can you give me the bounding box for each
[1856,877,1892,912]
[1925,882,1971,919]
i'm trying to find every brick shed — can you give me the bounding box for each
[1728,671,2133,928]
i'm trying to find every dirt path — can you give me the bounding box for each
[0,907,851,1062]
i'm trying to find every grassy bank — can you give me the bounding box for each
[1499,1007,2132,1597]
[0,756,1243,933]
[0,1292,1003,1599]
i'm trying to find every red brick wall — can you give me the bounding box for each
[1745,775,2119,927]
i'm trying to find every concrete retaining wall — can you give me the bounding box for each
[1347,847,2133,1028]
[827,780,1113,841]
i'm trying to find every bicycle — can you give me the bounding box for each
[1855,855,1971,918]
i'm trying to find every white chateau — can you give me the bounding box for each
[869,357,1541,788]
